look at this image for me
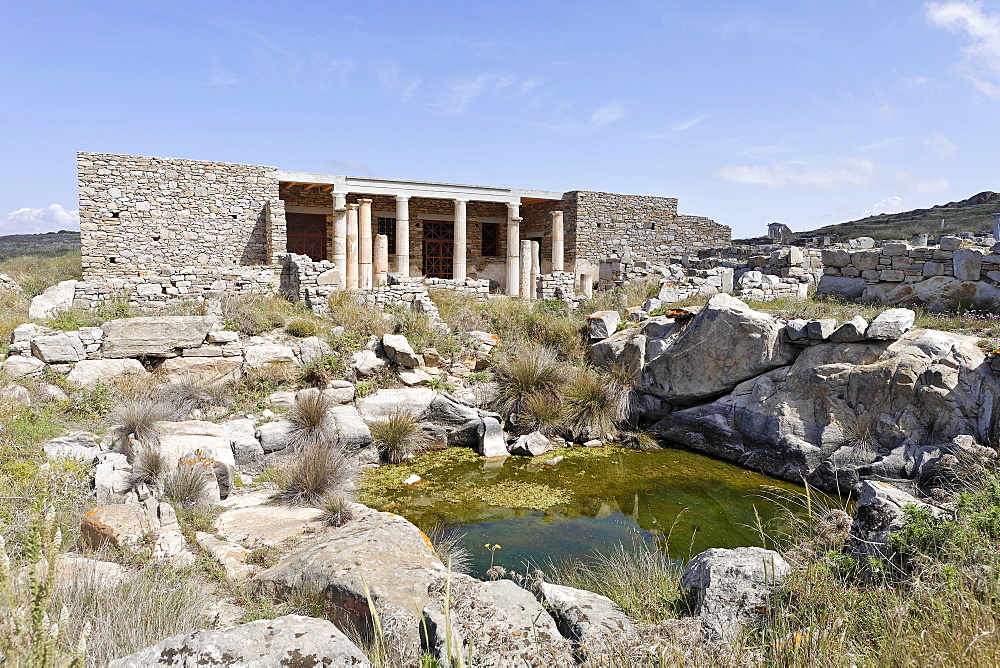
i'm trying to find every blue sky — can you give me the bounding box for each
[2,0,999,238]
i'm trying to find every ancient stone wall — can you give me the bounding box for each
[564,191,730,267]
[78,153,282,278]
[817,236,1000,309]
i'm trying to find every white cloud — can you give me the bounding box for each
[588,101,626,129]
[0,204,79,234]
[440,74,492,116]
[716,158,878,188]
[863,195,906,217]
[435,72,544,116]
[671,114,708,133]
[927,1,1000,98]
[924,132,958,156]
[206,66,240,86]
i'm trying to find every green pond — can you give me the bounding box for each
[359,446,829,579]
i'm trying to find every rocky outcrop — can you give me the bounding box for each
[101,316,215,358]
[28,279,77,320]
[653,329,1000,492]
[108,615,369,667]
[66,359,148,388]
[680,547,790,642]
[253,504,446,661]
[537,581,638,662]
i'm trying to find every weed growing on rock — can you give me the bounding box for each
[274,444,357,506]
[109,397,173,453]
[285,317,318,338]
[287,390,335,452]
[369,410,427,464]
[317,493,354,527]
[128,447,169,496]
[492,345,565,419]
[426,524,471,575]
[164,461,215,509]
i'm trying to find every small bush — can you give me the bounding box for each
[300,354,346,387]
[327,291,392,339]
[274,444,356,506]
[287,390,335,451]
[561,365,631,441]
[492,346,565,418]
[128,447,170,495]
[620,430,661,451]
[369,410,427,464]
[164,460,215,509]
[318,493,354,527]
[516,391,565,436]
[69,383,116,419]
[222,294,289,336]
[155,380,229,418]
[285,318,319,338]
[109,398,174,454]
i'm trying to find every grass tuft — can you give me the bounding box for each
[369,410,427,464]
[273,444,357,506]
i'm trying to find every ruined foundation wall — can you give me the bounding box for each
[78,153,283,278]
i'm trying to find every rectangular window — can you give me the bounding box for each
[481,223,500,257]
[376,217,397,254]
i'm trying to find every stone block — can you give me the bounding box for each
[821,249,851,268]
[953,248,984,281]
[852,251,880,271]
[806,319,837,340]
[879,270,905,282]
[922,262,944,277]
[882,243,910,256]
[866,308,915,340]
[939,236,962,251]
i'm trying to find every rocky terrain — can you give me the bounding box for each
[2,260,999,665]
[0,230,80,260]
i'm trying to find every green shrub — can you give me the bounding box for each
[300,354,346,388]
[369,410,427,464]
[285,318,319,338]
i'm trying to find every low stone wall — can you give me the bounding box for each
[357,275,444,324]
[818,236,1000,309]
[424,277,491,298]
[538,271,577,306]
[280,254,339,313]
[72,265,280,311]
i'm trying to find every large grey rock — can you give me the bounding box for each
[587,310,621,340]
[654,329,1000,492]
[422,577,574,666]
[101,316,214,358]
[81,501,193,566]
[846,480,939,562]
[1,355,45,378]
[28,279,77,320]
[829,315,869,343]
[357,388,436,420]
[477,417,507,457]
[297,336,332,366]
[93,453,132,504]
[255,420,293,453]
[863,276,1000,311]
[805,319,837,340]
[66,359,149,388]
[108,615,369,667]
[641,294,798,406]
[351,349,387,378]
[381,333,420,368]
[215,492,323,546]
[254,504,447,662]
[43,432,100,462]
[152,421,235,498]
[820,248,850,267]
[220,419,263,472]
[419,394,499,447]
[509,430,554,456]
[939,235,962,251]
[680,547,791,641]
[1,383,30,407]
[816,275,866,300]
[30,332,85,363]
[538,581,638,661]
[953,248,984,281]
[243,344,299,370]
[159,356,242,386]
[865,308,915,340]
[330,404,372,448]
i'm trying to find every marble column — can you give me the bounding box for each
[506,201,521,296]
[454,199,467,281]
[345,203,359,290]
[530,241,540,300]
[395,195,410,276]
[332,192,347,287]
[519,240,532,299]
[373,234,389,286]
[550,210,564,272]
[358,198,373,289]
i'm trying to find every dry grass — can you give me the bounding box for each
[164,461,216,509]
[109,398,174,453]
[369,410,428,464]
[492,345,565,419]
[561,365,632,441]
[273,444,357,506]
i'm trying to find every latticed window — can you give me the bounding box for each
[481,223,500,257]
[422,220,454,278]
[377,217,397,254]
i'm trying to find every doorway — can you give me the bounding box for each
[422,219,454,279]
[285,213,328,261]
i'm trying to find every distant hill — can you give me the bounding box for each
[0,230,80,260]
[797,192,1000,242]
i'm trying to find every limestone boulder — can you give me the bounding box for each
[865,308,915,340]
[297,336,332,365]
[680,547,791,642]
[351,349,387,378]
[30,332,85,363]
[419,394,500,447]
[587,310,621,340]
[954,248,984,281]
[93,453,133,504]
[101,316,214,358]
[81,501,193,566]
[42,432,100,462]
[863,276,1000,311]
[216,492,324,546]
[816,275,866,300]
[330,404,372,448]
[325,380,355,404]
[256,420,293,453]
[422,576,574,666]
[381,333,420,367]
[1,355,45,378]
[152,421,235,497]
[108,615,369,667]
[477,416,508,457]
[159,356,242,386]
[0,383,30,407]
[220,419,263,472]
[243,344,299,370]
[654,329,1000,492]
[254,504,446,662]
[846,480,940,562]
[509,430,555,456]
[641,294,798,406]
[195,532,254,581]
[28,279,77,320]
[357,388,436,420]
[66,359,148,388]
[537,582,638,662]
[829,315,869,343]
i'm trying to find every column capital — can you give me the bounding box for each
[453,198,468,204]
[394,195,410,203]
[346,202,360,210]
[359,197,373,204]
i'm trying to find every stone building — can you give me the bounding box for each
[77,152,728,301]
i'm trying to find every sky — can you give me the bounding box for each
[1,0,1000,239]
